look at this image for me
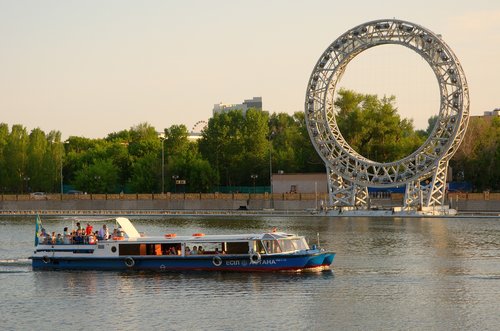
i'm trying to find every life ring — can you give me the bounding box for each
[250,252,261,264]
[164,233,177,238]
[192,233,205,237]
[42,256,51,264]
[124,257,135,268]
[212,255,222,267]
[112,236,125,240]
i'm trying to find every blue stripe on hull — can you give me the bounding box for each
[32,252,335,272]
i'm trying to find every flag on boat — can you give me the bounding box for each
[35,214,42,246]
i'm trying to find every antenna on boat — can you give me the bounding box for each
[317,232,320,248]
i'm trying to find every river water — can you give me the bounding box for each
[0,216,499,330]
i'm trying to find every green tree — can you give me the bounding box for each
[129,152,160,193]
[73,159,119,193]
[163,124,191,158]
[199,109,269,187]
[0,123,10,193]
[161,124,218,193]
[269,112,324,174]
[334,89,424,162]
[451,116,500,191]
[4,125,29,193]
[128,123,161,158]
[27,128,49,192]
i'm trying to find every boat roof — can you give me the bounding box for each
[115,217,300,242]
[116,217,141,238]
[128,232,300,242]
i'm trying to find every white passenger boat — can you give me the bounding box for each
[31,217,335,272]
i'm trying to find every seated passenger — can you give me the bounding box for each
[185,246,191,255]
[56,234,63,244]
[191,246,198,255]
[51,232,57,245]
[169,246,177,255]
[74,230,83,244]
[39,228,48,244]
[198,246,204,254]
[63,232,72,245]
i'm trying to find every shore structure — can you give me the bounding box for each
[0,192,499,216]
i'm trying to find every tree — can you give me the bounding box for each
[163,124,190,158]
[129,152,160,193]
[3,125,29,193]
[73,159,119,193]
[0,123,10,193]
[27,128,49,192]
[199,109,269,187]
[269,112,324,174]
[451,116,500,191]
[334,89,425,162]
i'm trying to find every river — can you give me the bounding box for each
[1,216,499,330]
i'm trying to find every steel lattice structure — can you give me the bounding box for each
[305,19,469,210]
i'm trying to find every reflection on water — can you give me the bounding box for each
[0,216,499,330]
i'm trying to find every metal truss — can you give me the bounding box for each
[327,166,369,208]
[305,19,469,210]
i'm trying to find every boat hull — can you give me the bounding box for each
[31,252,335,272]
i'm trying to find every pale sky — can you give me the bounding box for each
[1,0,499,138]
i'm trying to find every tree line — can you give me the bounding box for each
[0,89,497,194]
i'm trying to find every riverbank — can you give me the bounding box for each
[0,192,498,216]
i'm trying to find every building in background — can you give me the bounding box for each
[213,97,262,116]
[471,109,500,120]
[272,173,328,194]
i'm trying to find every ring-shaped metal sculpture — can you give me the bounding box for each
[305,19,469,188]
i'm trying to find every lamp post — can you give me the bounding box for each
[172,175,179,193]
[60,141,67,194]
[268,131,275,208]
[94,176,101,194]
[23,176,30,194]
[251,174,258,193]
[60,154,63,194]
[158,133,165,194]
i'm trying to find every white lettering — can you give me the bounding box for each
[225,260,240,266]
[259,260,277,265]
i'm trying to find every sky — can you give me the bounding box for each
[0,0,499,139]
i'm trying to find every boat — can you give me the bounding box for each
[30,217,335,272]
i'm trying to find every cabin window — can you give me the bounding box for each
[276,238,309,252]
[262,240,282,254]
[119,243,181,256]
[278,239,295,252]
[253,240,266,254]
[185,242,223,255]
[119,244,146,256]
[292,238,309,251]
[225,242,249,254]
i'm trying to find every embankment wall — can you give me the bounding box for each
[0,192,498,213]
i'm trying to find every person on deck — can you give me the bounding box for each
[85,223,93,236]
[63,227,71,244]
[98,224,109,240]
[39,228,48,244]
